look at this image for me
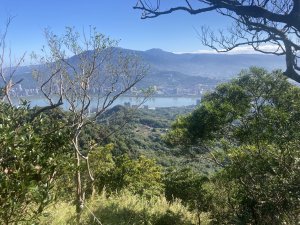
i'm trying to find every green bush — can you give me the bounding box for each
[164,167,210,212]
[155,210,194,225]
[0,103,71,224]
[92,153,164,197]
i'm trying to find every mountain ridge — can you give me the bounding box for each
[10,47,285,89]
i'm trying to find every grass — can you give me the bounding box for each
[39,190,211,225]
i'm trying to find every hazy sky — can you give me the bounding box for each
[1,0,232,59]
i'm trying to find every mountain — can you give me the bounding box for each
[119,48,285,79]
[11,47,285,89]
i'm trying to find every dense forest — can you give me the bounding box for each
[1,67,299,224]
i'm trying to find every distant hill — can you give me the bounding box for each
[120,48,285,79]
[10,47,285,88]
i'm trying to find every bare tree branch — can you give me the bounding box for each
[134,0,300,82]
[0,17,26,106]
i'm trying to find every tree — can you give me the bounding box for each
[134,0,300,83]
[33,27,148,222]
[164,167,210,225]
[166,67,300,146]
[215,144,299,224]
[111,155,164,197]
[91,150,164,197]
[0,102,71,224]
[165,68,300,224]
[0,18,71,224]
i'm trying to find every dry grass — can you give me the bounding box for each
[39,190,211,225]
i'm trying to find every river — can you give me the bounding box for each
[14,96,201,108]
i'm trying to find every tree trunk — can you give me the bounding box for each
[75,150,83,224]
[91,181,96,198]
[197,210,201,225]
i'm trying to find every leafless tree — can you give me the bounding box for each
[33,27,148,223]
[0,17,25,105]
[134,0,300,83]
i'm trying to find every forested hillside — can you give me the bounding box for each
[1,1,300,222]
[1,67,299,224]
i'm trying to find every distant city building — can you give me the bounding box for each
[124,102,131,107]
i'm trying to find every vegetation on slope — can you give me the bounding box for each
[1,68,299,224]
[40,191,208,225]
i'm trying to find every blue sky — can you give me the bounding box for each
[1,0,231,59]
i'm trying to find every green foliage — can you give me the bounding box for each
[165,81,250,146]
[40,191,203,225]
[166,67,300,224]
[165,68,299,145]
[96,105,208,170]
[0,103,71,224]
[92,151,164,197]
[164,167,210,212]
[5,66,300,224]
[114,155,164,197]
[90,144,115,179]
[209,143,300,224]
[155,209,195,225]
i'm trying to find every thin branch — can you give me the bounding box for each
[134,4,218,19]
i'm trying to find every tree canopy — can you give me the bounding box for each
[166,67,300,146]
[165,67,300,224]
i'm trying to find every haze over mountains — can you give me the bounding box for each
[133,48,285,78]
[13,47,285,89]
